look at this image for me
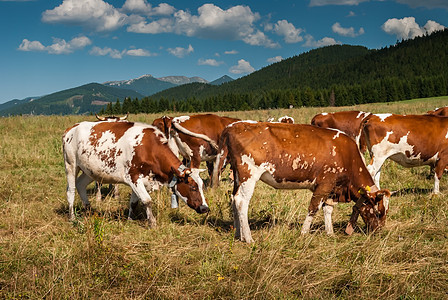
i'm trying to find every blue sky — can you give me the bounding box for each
[1,0,447,104]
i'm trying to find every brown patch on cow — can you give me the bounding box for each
[89,122,134,148]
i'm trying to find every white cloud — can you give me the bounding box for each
[395,0,448,10]
[127,3,277,48]
[90,46,124,59]
[224,50,238,55]
[332,22,364,37]
[304,35,341,47]
[42,0,127,32]
[347,11,356,17]
[167,44,194,58]
[126,48,155,56]
[121,0,175,16]
[229,59,255,74]
[89,46,155,59]
[267,56,283,63]
[198,58,224,66]
[18,36,91,54]
[272,20,303,43]
[309,0,368,6]
[382,17,445,40]
[18,39,45,51]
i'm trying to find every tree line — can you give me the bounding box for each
[100,74,447,115]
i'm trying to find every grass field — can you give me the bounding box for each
[1,97,448,299]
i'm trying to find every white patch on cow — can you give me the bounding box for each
[331,129,344,139]
[331,146,337,156]
[445,130,448,139]
[375,113,392,122]
[228,120,258,127]
[356,111,366,119]
[173,116,190,123]
[321,113,328,116]
[190,168,208,207]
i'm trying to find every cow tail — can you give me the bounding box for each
[211,128,230,188]
[172,122,219,150]
[360,114,373,156]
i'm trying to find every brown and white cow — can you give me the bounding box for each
[152,114,240,182]
[363,114,448,194]
[213,121,390,243]
[62,121,209,225]
[427,106,448,117]
[311,110,371,152]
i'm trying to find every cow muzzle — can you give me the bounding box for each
[196,205,210,214]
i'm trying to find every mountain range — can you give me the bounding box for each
[0,75,233,116]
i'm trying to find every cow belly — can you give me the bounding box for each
[260,172,316,190]
[390,152,438,168]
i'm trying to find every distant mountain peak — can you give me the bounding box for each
[158,76,208,85]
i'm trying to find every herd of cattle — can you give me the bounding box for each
[62,106,448,243]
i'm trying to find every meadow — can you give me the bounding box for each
[1,97,447,299]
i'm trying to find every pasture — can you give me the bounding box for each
[1,97,447,299]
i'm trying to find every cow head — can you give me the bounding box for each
[346,188,390,234]
[170,167,209,214]
[359,188,390,231]
[152,116,173,137]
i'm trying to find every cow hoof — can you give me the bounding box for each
[345,223,355,235]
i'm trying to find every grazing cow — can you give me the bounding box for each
[427,106,448,116]
[152,114,240,182]
[213,121,390,243]
[62,120,209,225]
[311,111,371,152]
[363,114,448,194]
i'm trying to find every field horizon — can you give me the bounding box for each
[1,96,447,299]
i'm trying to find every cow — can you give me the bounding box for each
[427,106,448,116]
[62,120,209,226]
[152,113,240,184]
[363,114,448,194]
[213,121,390,243]
[311,111,371,153]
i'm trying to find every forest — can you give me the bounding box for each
[100,29,448,115]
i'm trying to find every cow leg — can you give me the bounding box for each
[232,175,260,243]
[113,184,120,199]
[322,204,334,234]
[75,173,94,210]
[129,180,157,227]
[301,184,332,234]
[65,164,78,221]
[433,159,448,194]
[128,191,139,220]
[95,182,102,201]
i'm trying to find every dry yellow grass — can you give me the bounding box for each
[0,97,447,299]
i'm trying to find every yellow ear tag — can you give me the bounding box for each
[358,186,370,195]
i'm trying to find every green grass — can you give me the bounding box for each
[1,97,448,299]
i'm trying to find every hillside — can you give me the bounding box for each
[0,83,143,116]
[151,29,448,107]
[103,75,176,96]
